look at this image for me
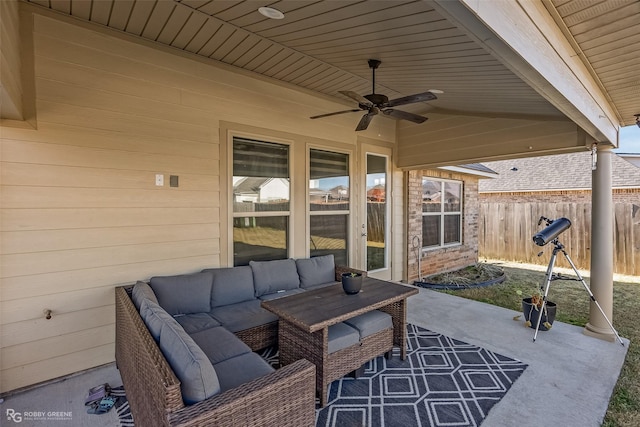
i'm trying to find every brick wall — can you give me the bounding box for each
[407,169,480,282]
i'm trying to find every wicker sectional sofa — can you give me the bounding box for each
[115,255,365,426]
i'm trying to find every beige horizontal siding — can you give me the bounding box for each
[2,139,217,173]
[3,286,116,324]
[1,256,221,302]
[2,324,115,370]
[397,113,582,168]
[0,9,381,393]
[1,345,114,394]
[1,207,220,231]
[3,224,220,254]
[2,239,220,278]
[1,123,218,158]
[1,12,224,392]
[1,305,114,348]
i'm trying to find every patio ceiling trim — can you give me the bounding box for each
[431,0,619,146]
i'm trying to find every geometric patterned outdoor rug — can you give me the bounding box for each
[311,324,528,427]
[117,324,527,427]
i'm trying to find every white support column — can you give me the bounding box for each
[584,145,615,341]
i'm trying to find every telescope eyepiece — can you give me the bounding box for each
[532,217,571,246]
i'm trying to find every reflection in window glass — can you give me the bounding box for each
[422,179,441,213]
[421,178,462,249]
[310,215,348,266]
[233,138,289,213]
[233,216,288,266]
[232,137,290,265]
[422,216,440,248]
[367,154,386,271]
[309,149,350,264]
[444,182,461,212]
[309,150,349,211]
[444,215,461,244]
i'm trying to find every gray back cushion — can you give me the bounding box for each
[140,298,173,342]
[296,255,335,289]
[204,266,255,308]
[131,281,158,311]
[158,314,221,404]
[149,272,213,315]
[249,259,300,297]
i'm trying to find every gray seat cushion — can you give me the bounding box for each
[174,313,221,334]
[214,352,274,392]
[296,255,335,289]
[190,326,251,365]
[203,266,256,308]
[209,300,278,333]
[344,310,393,339]
[158,313,221,404]
[250,259,300,297]
[150,271,213,315]
[131,281,158,311]
[328,322,360,354]
[258,288,306,301]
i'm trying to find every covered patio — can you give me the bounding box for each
[1,0,639,421]
[0,288,628,426]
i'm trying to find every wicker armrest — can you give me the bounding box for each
[167,359,316,427]
[335,265,368,281]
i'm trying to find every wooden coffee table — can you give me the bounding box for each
[261,278,418,406]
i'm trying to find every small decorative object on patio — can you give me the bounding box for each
[521,291,556,331]
[341,272,363,294]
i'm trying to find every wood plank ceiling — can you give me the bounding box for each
[546,0,640,127]
[24,0,638,126]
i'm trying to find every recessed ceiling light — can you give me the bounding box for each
[258,7,284,20]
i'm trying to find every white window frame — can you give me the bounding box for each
[230,136,292,265]
[307,146,352,264]
[421,177,463,250]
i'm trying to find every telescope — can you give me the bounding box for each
[532,217,571,246]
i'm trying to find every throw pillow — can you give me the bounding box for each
[249,259,300,297]
[131,281,158,311]
[296,255,335,288]
[149,271,212,315]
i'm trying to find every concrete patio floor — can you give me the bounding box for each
[0,288,629,426]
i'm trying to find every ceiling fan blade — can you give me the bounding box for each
[310,109,361,119]
[355,109,378,131]
[382,109,428,124]
[339,90,373,106]
[383,91,438,108]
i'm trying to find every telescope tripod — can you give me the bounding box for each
[533,238,624,346]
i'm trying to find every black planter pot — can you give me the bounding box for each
[522,298,557,331]
[341,273,363,295]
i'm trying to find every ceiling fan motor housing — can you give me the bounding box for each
[364,93,389,106]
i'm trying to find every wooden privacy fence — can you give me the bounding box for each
[479,202,640,276]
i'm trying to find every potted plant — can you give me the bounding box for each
[518,290,556,331]
[341,272,363,295]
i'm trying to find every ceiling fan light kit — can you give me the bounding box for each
[310,59,440,131]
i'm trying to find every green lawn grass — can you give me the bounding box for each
[437,264,639,426]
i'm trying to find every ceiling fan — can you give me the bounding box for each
[310,59,441,131]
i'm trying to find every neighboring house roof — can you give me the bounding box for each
[617,153,640,169]
[479,151,640,193]
[438,163,498,178]
[233,177,270,194]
